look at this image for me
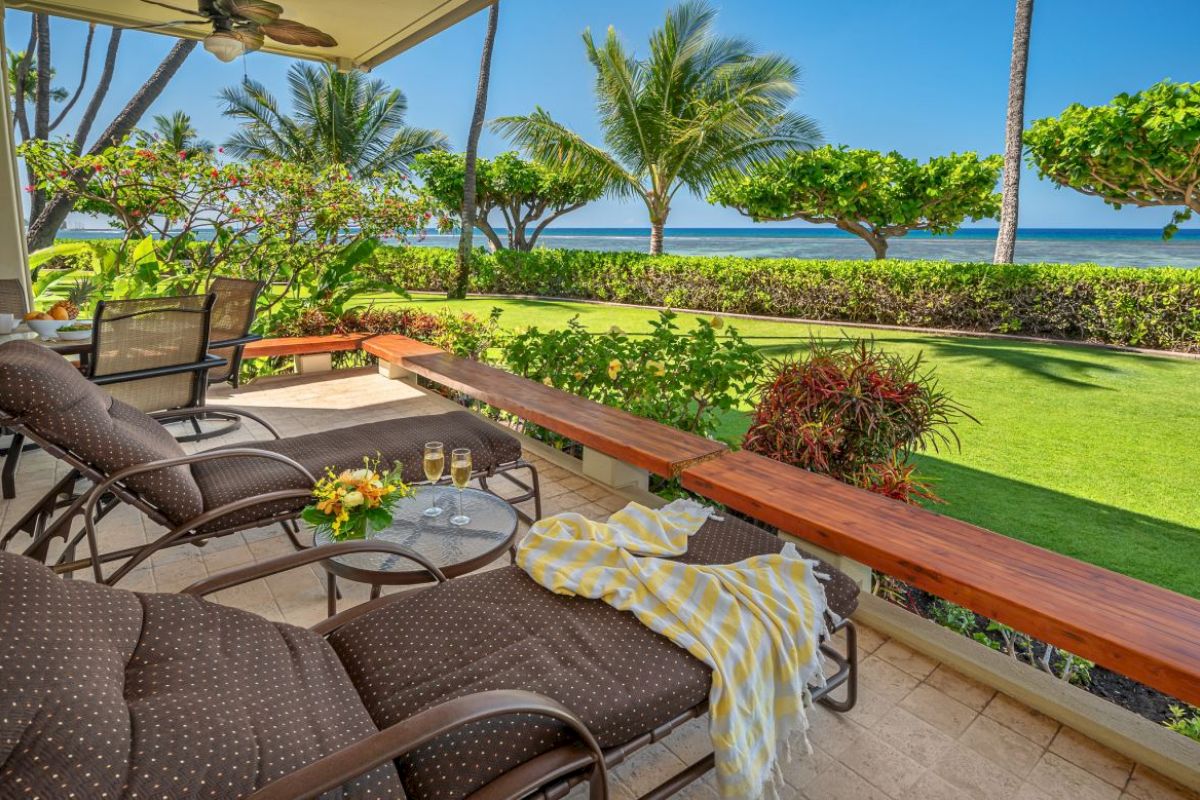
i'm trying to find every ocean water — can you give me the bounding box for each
[60,227,1200,268]
[412,228,1200,268]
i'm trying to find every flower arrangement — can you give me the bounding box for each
[301,457,412,541]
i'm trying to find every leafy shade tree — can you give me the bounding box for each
[21,138,440,318]
[414,151,602,251]
[1025,81,1200,238]
[147,110,214,157]
[494,0,820,255]
[12,14,198,250]
[220,63,447,174]
[711,146,1003,259]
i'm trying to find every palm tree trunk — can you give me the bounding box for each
[649,219,665,255]
[450,2,500,299]
[26,37,194,251]
[994,0,1034,264]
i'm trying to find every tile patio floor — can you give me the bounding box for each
[1,368,1195,800]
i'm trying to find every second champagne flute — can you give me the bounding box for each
[422,442,445,517]
[449,448,472,526]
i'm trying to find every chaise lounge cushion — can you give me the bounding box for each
[0,340,205,523]
[0,550,403,799]
[191,410,524,531]
[327,513,858,800]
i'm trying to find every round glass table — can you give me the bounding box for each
[314,486,519,615]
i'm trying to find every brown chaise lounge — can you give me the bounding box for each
[0,513,859,800]
[0,340,540,584]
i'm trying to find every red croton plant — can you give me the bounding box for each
[743,338,973,504]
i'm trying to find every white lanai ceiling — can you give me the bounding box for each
[6,0,494,70]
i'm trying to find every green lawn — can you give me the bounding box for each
[354,292,1200,599]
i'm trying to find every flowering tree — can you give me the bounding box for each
[21,139,443,319]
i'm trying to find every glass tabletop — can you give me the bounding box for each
[313,486,519,580]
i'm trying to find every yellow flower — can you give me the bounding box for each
[542,376,554,387]
[607,359,622,380]
[709,316,724,329]
[646,360,666,377]
[573,370,585,380]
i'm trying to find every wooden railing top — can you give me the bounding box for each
[682,449,1200,707]
[249,331,1200,706]
[364,335,726,477]
[244,333,370,359]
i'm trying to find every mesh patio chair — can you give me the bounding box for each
[0,277,28,315]
[87,294,221,413]
[0,508,858,799]
[0,340,542,585]
[182,277,265,440]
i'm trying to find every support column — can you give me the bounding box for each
[295,353,332,374]
[0,2,31,308]
[378,358,417,385]
[581,447,649,492]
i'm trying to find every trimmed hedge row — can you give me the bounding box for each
[373,247,1200,352]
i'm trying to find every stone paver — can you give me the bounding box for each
[1,368,1193,800]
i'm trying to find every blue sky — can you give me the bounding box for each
[7,0,1200,230]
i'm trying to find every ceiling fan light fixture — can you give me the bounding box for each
[204,30,245,62]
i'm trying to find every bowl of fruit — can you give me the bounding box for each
[24,299,83,340]
[56,320,93,341]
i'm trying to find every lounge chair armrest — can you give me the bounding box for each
[245,690,609,800]
[182,541,447,596]
[149,406,283,439]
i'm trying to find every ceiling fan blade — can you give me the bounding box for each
[131,19,212,30]
[223,0,283,25]
[260,18,337,48]
[139,0,208,17]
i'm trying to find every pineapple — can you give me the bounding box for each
[55,279,97,320]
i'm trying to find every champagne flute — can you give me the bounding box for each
[449,448,472,526]
[422,442,445,517]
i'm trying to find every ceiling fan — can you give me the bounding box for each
[138,0,338,62]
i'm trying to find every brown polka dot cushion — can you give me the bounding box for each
[327,513,858,800]
[0,551,404,799]
[0,340,205,524]
[191,411,524,532]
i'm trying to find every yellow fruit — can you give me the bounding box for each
[23,311,39,321]
[49,304,70,321]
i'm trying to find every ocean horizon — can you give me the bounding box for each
[59,226,1200,268]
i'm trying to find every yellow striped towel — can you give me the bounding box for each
[516,498,829,799]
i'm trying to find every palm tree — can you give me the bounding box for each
[994,0,1035,264]
[451,1,500,300]
[219,63,447,174]
[494,0,820,255]
[7,50,68,104]
[149,110,214,156]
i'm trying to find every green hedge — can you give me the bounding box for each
[374,247,1200,352]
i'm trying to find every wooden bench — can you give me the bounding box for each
[242,334,372,359]
[682,449,1200,707]
[365,335,725,478]
[243,332,1200,707]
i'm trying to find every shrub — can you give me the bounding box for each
[500,311,760,441]
[1165,705,1200,742]
[372,247,1200,352]
[273,305,502,361]
[743,339,972,503]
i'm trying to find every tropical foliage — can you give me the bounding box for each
[220,63,447,174]
[502,311,760,440]
[1025,80,1200,238]
[20,139,440,323]
[413,151,603,251]
[710,146,1003,259]
[144,110,214,157]
[6,49,67,103]
[743,339,972,503]
[494,0,820,254]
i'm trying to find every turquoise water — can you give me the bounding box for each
[61,227,1200,267]
[413,228,1200,267]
